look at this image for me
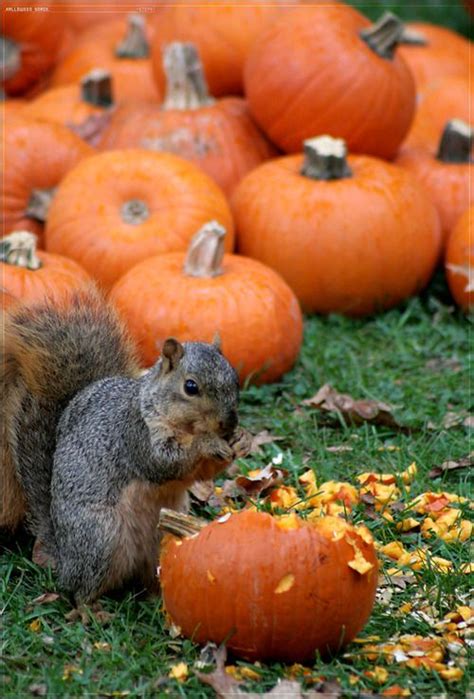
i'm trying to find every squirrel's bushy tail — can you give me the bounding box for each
[1,285,139,534]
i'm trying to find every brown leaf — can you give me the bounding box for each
[29,684,47,696]
[463,416,474,429]
[428,452,474,479]
[326,445,353,453]
[235,463,288,497]
[189,480,215,503]
[425,357,461,373]
[302,384,401,429]
[31,592,60,606]
[249,430,284,454]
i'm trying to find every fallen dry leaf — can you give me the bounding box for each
[425,357,461,373]
[29,592,60,607]
[189,480,215,502]
[235,463,288,497]
[249,430,284,454]
[302,384,401,429]
[28,684,47,696]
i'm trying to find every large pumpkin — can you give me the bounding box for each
[51,14,162,104]
[233,135,441,316]
[45,150,234,289]
[100,43,276,197]
[159,509,379,663]
[244,7,415,158]
[445,206,473,311]
[396,120,473,247]
[109,221,302,383]
[0,231,92,310]
[2,115,93,245]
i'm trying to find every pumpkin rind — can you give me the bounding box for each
[445,206,473,310]
[160,510,379,662]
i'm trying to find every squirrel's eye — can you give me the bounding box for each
[184,379,199,396]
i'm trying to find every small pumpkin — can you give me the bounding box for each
[0,231,92,310]
[1,3,64,95]
[445,206,473,311]
[244,8,415,158]
[233,135,441,316]
[109,221,302,383]
[159,508,379,663]
[100,43,276,197]
[398,22,470,91]
[2,115,94,245]
[45,150,234,290]
[396,120,473,247]
[51,14,162,104]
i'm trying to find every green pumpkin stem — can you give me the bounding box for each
[360,12,405,59]
[301,136,353,180]
[158,508,207,538]
[80,69,113,108]
[25,187,56,223]
[184,221,226,277]
[437,119,473,164]
[0,36,21,81]
[162,42,214,111]
[0,231,42,270]
[115,13,150,59]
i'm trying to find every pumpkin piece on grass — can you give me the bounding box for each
[100,42,277,197]
[233,135,441,316]
[244,8,415,158]
[45,149,233,290]
[445,206,473,311]
[109,221,302,384]
[158,508,379,663]
[0,231,92,311]
[398,22,470,92]
[2,115,94,245]
[51,13,162,104]
[22,69,115,146]
[1,3,64,96]
[395,120,473,248]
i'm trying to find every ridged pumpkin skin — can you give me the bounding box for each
[244,6,416,158]
[51,17,162,104]
[445,207,473,310]
[160,510,379,662]
[45,150,234,289]
[100,98,277,197]
[398,22,470,91]
[3,116,94,244]
[233,154,441,316]
[109,252,302,383]
[23,84,111,131]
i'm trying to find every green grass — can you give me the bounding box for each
[1,272,472,698]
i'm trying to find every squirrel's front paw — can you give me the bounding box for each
[211,438,234,463]
[228,427,252,460]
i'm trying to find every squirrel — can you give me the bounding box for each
[1,285,250,605]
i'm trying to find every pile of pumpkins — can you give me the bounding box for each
[2,0,472,385]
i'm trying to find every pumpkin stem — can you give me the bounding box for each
[400,27,428,46]
[121,199,150,225]
[0,231,41,270]
[183,221,226,278]
[80,69,113,108]
[158,508,207,538]
[360,12,405,59]
[115,13,150,59]
[301,136,353,180]
[437,119,474,164]
[162,42,215,111]
[25,187,56,223]
[0,36,21,81]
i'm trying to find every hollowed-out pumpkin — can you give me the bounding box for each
[232,135,441,316]
[100,43,276,197]
[45,150,234,290]
[159,508,379,663]
[244,7,415,158]
[109,221,302,383]
[445,206,473,311]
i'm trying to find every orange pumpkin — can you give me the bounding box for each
[59,1,123,32]
[100,43,276,197]
[402,76,473,153]
[396,120,473,247]
[23,70,115,146]
[0,231,92,310]
[109,221,302,383]
[244,7,415,158]
[2,3,63,95]
[51,14,162,104]
[45,149,234,290]
[398,22,470,91]
[445,206,473,311]
[232,135,441,316]
[159,509,379,662]
[2,115,94,245]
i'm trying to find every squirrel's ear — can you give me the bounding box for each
[212,331,222,353]
[161,338,184,373]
